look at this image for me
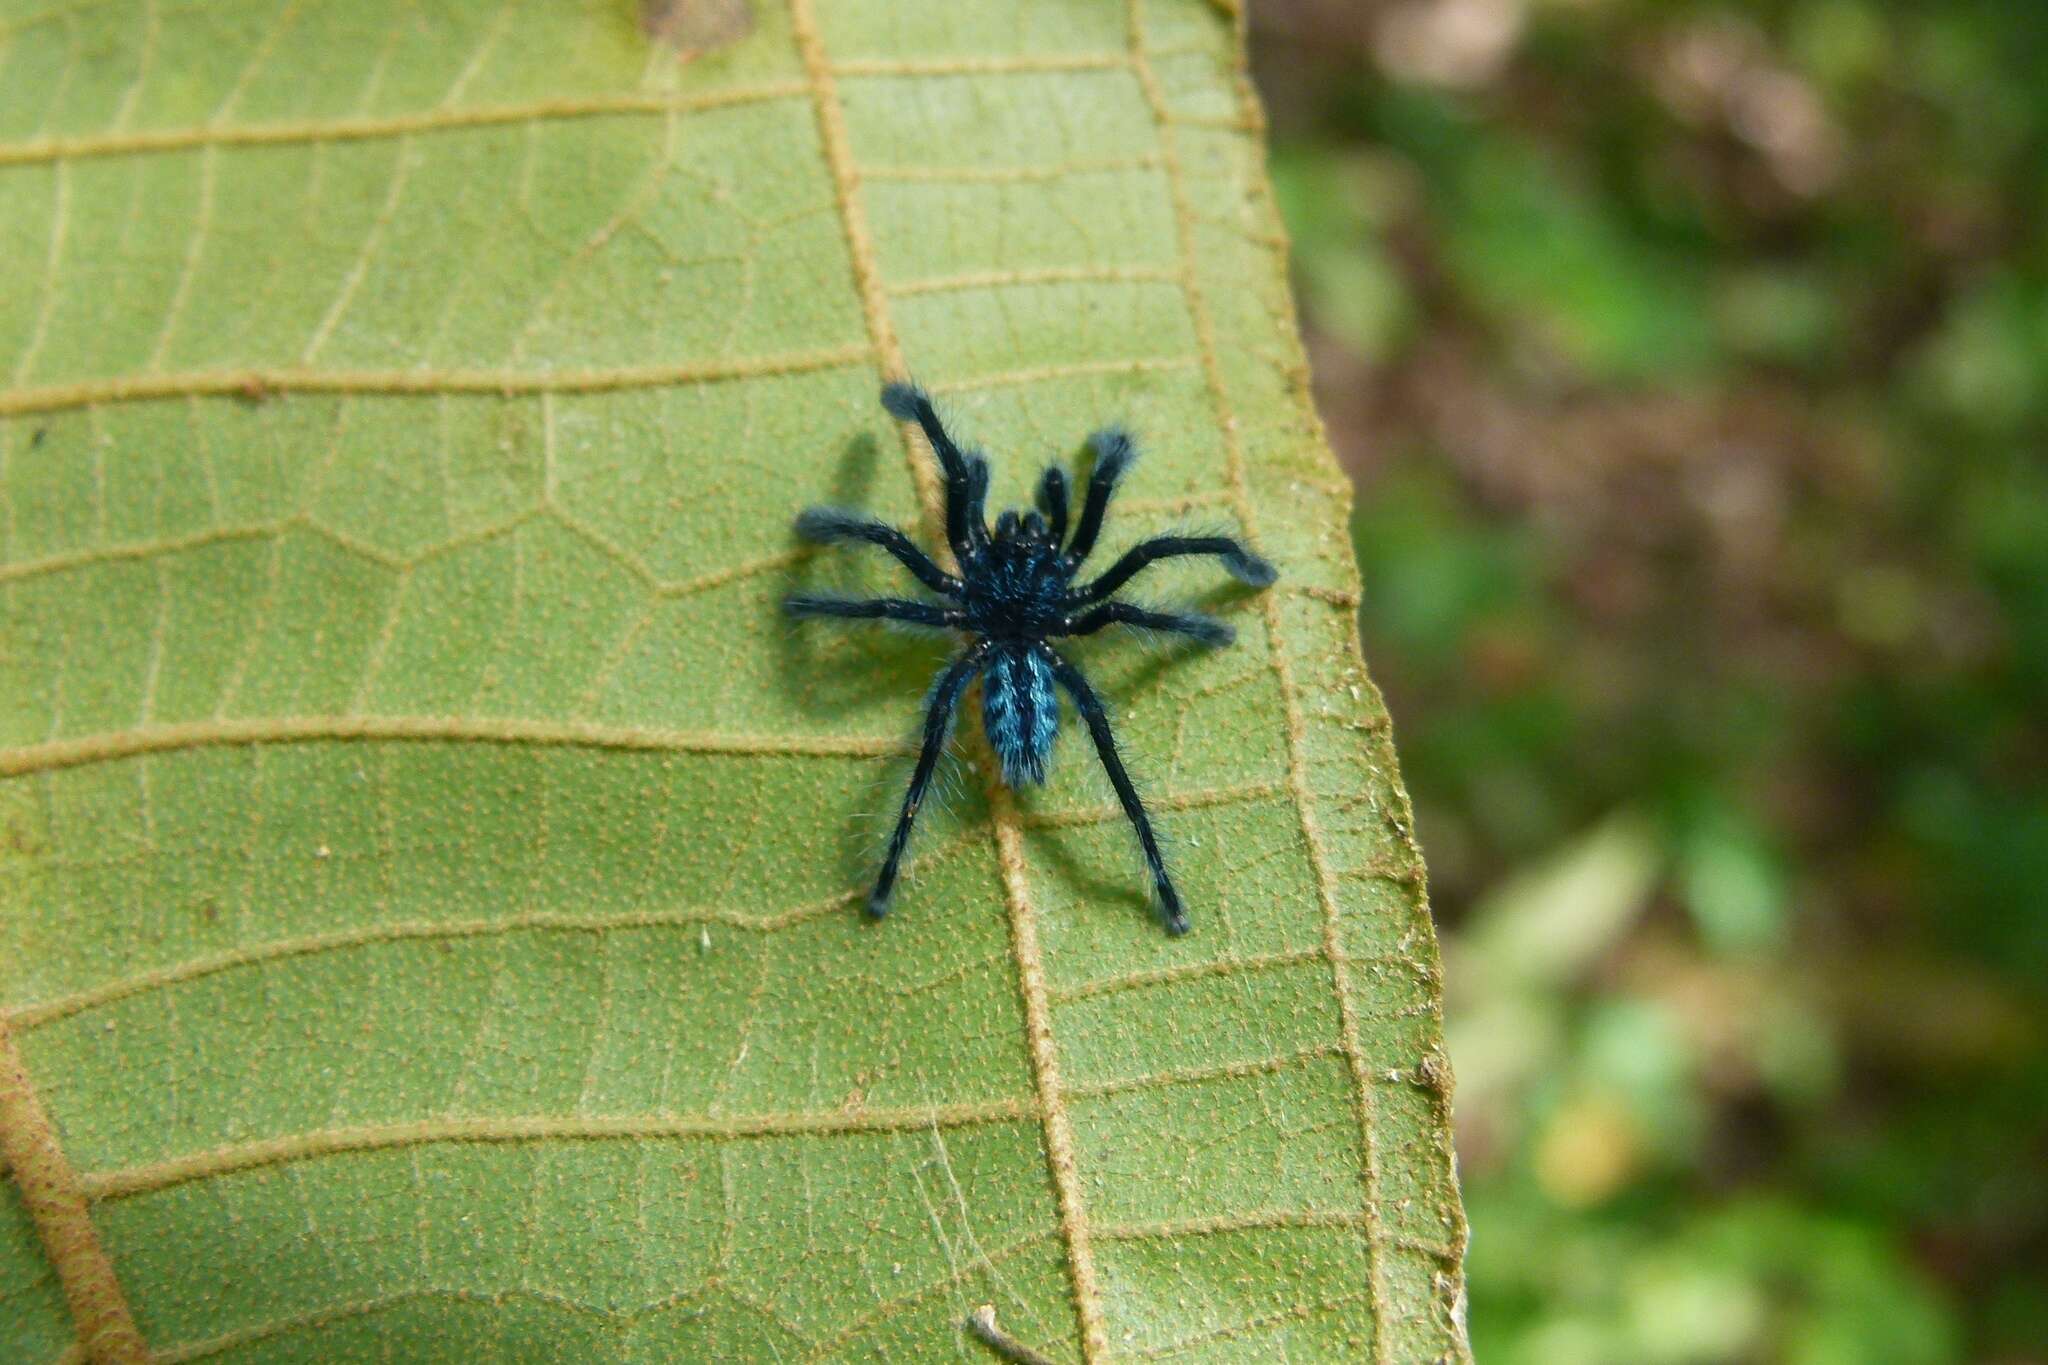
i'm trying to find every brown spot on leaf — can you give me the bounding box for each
[642,0,754,57]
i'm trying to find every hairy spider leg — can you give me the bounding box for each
[1072,534,1276,603]
[784,595,967,629]
[1062,600,1234,647]
[881,382,990,561]
[1047,649,1189,935]
[1036,466,1070,545]
[793,508,964,596]
[869,642,992,917]
[1061,426,1135,570]
[963,449,993,545]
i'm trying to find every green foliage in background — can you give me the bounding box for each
[0,1,1467,1361]
[1260,0,2047,1361]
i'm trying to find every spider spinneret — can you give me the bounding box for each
[786,382,1277,936]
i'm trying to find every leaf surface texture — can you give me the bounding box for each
[0,1,1467,1359]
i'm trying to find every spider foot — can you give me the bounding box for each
[1158,880,1189,936]
[880,381,926,422]
[1224,548,1278,588]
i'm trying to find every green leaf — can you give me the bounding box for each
[0,2,1467,1360]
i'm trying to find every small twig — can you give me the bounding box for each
[966,1304,1059,1365]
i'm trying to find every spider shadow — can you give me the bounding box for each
[1018,795,1166,931]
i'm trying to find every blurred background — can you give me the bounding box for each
[1247,2,2046,1361]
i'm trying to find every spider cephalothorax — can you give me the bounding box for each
[786,382,1276,935]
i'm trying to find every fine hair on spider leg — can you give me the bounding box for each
[864,640,990,918]
[1045,647,1191,933]
[845,703,972,910]
[1074,515,1277,605]
[1158,516,1279,588]
[1049,681,1194,930]
[1064,597,1235,649]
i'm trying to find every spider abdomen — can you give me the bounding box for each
[981,643,1059,788]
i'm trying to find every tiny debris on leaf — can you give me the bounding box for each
[965,1305,1058,1365]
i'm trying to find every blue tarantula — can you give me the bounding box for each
[786,383,1277,935]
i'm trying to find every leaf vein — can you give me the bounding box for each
[0,342,874,418]
[0,85,810,168]
[791,0,1108,1355]
[0,715,913,780]
[0,1015,150,1360]
[1127,5,1407,1355]
[81,1100,1040,1203]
